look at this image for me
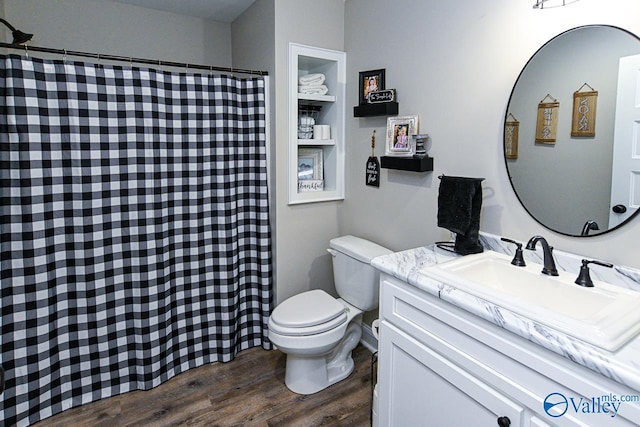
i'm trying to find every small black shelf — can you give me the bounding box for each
[354,102,399,117]
[381,156,434,172]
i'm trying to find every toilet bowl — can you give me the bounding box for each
[268,236,392,395]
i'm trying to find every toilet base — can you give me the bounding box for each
[284,320,362,395]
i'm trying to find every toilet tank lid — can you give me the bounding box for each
[329,235,392,263]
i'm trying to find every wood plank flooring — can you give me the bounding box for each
[34,345,374,427]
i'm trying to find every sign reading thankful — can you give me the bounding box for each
[298,180,324,192]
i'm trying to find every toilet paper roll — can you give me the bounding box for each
[313,125,331,140]
[321,125,330,139]
[371,319,380,339]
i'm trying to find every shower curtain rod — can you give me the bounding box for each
[0,42,269,76]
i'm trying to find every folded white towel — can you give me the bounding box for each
[298,73,326,86]
[298,85,328,95]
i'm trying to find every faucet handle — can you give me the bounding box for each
[500,237,526,267]
[575,259,614,287]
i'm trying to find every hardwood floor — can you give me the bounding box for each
[34,345,374,427]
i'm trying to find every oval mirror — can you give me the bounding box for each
[504,25,640,237]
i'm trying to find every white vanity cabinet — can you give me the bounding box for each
[376,273,640,427]
[380,322,525,425]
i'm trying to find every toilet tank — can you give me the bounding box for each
[328,236,392,311]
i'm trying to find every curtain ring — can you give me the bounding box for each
[24,44,29,58]
[63,49,67,63]
[209,65,213,76]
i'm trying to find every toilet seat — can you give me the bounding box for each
[269,290,347,336]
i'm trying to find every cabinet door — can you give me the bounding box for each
[377,321,524,427]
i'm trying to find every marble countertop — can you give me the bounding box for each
[371,232,640,392]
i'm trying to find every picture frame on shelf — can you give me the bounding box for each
[359,69,385,105]
[385,115,419,156]
[298,147,324,192]
[298,148,324,180]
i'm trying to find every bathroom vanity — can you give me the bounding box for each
[372,233,640,426]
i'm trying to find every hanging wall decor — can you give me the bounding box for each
[571,83,598,137]
[504,113,520,159]
[366,130,380,187]
[535,94,559,144]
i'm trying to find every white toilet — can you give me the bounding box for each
[268,235,392,395]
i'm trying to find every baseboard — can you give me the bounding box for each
[359,323,378,353]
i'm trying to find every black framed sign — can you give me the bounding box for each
[368,89,395,104]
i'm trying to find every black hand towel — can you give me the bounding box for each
[437,176,484,255]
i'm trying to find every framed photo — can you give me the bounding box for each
[298,148,324,181]
[386,115,419,156]
[359,69,385,105]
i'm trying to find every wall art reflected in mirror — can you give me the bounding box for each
[504,25,640,237]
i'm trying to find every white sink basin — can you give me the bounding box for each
[420,251,640,351]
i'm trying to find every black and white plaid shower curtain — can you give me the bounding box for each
[0,54,272,426]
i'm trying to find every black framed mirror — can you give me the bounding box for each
[504,25,640,237]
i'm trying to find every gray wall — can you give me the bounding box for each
[271,0,345,304]
[234,0,347,305]
[343,0,640,270]
[1,0,231,67]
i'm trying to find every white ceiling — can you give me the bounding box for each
[108,0,258,22]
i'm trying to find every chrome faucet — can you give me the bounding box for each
[525,235,559,276]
